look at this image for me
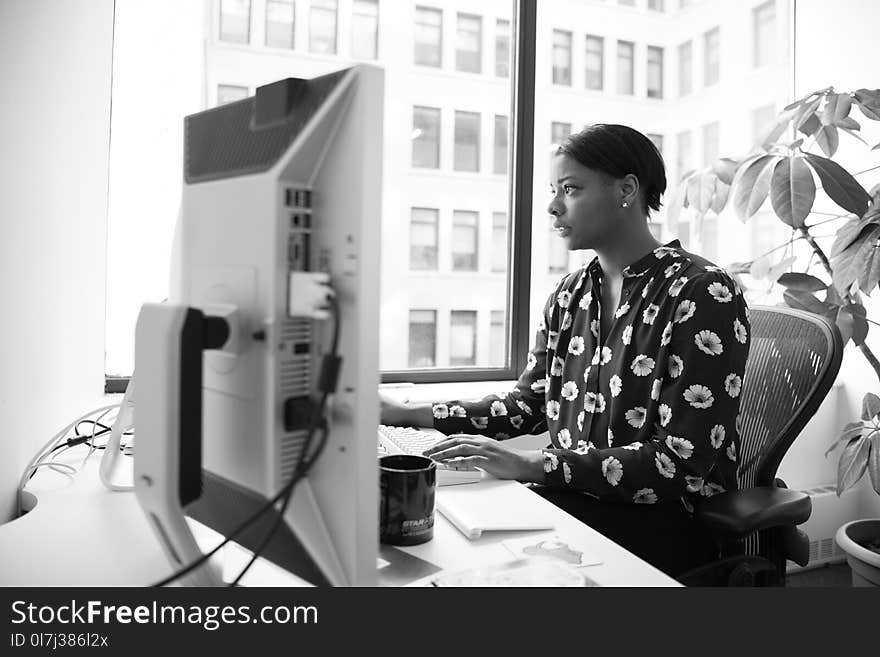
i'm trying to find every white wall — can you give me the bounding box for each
[0,0,113,522]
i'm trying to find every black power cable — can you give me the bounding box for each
[152,293,342,587]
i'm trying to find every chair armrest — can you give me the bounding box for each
[695,487,812,538]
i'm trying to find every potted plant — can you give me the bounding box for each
[670,86,880,586]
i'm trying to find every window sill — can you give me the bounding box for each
[380,379,516,404]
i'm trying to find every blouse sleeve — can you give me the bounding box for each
[539,271,750,503]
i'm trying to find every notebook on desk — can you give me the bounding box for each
[436,479,555,540]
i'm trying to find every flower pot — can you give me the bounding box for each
[835,519,880,587]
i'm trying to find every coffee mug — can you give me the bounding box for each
[379,454,436,546]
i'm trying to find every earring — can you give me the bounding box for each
[622,201,628,208]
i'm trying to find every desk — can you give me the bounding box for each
[0,446,678,587]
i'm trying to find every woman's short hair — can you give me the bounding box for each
[557,124,667,216]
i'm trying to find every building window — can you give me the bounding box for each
[492,212,508,273]
[552,30,572,85]
[753,0,776,68]
[450,311,477,366]
[414,6,442,67]
[495,19,510,78]
[309,0,337,54]
[410,207,438,270]
[647,45,663,99]
[676,130,692,181]
[489,310,506,367]
[412,106,441,168]
[647,133,664,156]
[452,211,479,271]
[456,13,482,73]
[217,84,249,106]
[220,0,251,44]
[648,0,665,10]
[678,40,692,96]
[351,0,379,59]
[617,40,634,95]
[551,121,572,146]
[408,310,437,368]
[701,216,719,262]
[703,27,720,86]
[265,0,294,49]
[702,121,720,166]
[752,103,777,144]
[454,111,480,172]
[494,115,508,175]
[548,225,569,275]
[585,35,604,91]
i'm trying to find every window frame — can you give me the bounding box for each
[105,0,537,392]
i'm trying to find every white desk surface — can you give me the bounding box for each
[0,446,678,587]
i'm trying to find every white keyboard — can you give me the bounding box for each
[377,425,483,486]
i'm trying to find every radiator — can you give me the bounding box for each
[786,484,859,572]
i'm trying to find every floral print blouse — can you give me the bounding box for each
[431,240,750,509]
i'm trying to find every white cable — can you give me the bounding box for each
[17,403,120,516]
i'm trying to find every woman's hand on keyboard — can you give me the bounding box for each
[422,435,544,482]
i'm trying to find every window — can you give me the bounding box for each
[618,0,635,5]
[753,0,776,68]
[647,46,663,99]
[648,0,665,10]
[265,0,294,48]
[495,19,510,77]
[584,35,603,90]
[456,13,481,73]
[647,133,664,155]
[452,211,479,271]
[220,0,251,43]
[551,121,572,146]
[351,0,378,59]
[676,130,692,181]
[494,114,508,175]
[454,111,480,172]
[408,310,437,368]
[449,311,477,366]
[217,84,249,106]
[414,6,442,67]
[412,106,440,168]
[704,27,720,86]
[492,212,508,273]
[752,103,777,144]
[552,30,572,86]
[702,121,720,166]
[548,225,569,275]
[701,216,719,262]
[489,310,506,367]
[617,40,634,95]
[309,0,337,54]
[678,40,692,96]
[410,208,438,270]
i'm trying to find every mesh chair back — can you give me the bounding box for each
[737,306,843,491]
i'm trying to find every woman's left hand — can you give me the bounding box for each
[422,435,544,482]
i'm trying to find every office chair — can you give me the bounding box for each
[679,305,844,586]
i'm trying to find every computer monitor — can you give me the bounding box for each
[133,64,383,586]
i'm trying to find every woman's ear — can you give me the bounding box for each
[619,174,640,208]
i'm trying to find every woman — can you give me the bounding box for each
[381,124,750,579]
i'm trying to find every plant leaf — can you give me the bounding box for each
[710,180,731,215]
[777,272,827,292]
[822,93,852,125]
[861,392,880,421]
[853,88,880,120]
[804,153,872,216]
[782,289,830,315]
[854,232,880,293]
[837,434,871,495]
[769,156,816,227]
[749,255,770,279]
[711,158,741,185]
[766,255,796,282]
[733,155,778,220]
[835,305,854,345]
[825,423,870,457]
[795,96,823,131]
[830,209,880,258]
[869,432,880,495]
[830,226,880,294]
[837,117,861,131]
[814,125,840,157]
[798,113,822,138]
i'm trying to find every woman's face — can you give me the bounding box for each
[547,153,621,252]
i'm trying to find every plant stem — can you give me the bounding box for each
[798,226,880,383]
